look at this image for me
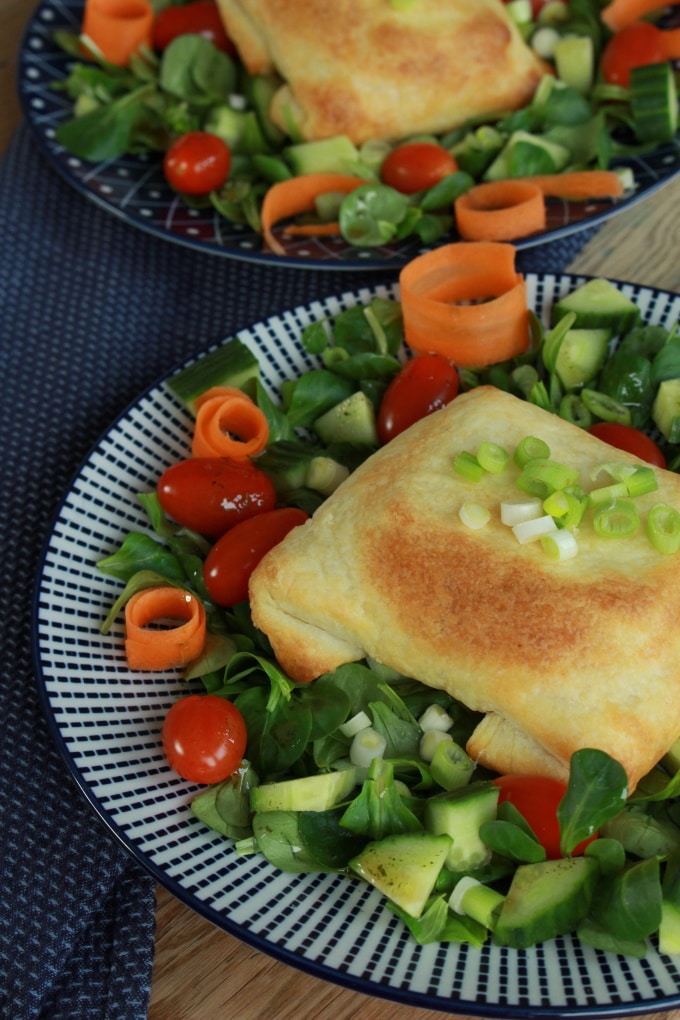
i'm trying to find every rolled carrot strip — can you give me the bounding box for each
[261,174,364,254]
[124,587,206,671]
[601,0,680,31]
[194,385,253,408]
[520,170,625,201]
[399,242,530,367]
[81,0,153,66]
[454,180,546,242]
[192,391,269,459]
[282,222,342,238]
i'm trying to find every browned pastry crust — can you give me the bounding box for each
[249,386,680,791]
[215,0,546,143]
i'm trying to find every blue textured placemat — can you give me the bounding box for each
[0,122,597,1020]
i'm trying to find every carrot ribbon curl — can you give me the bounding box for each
[399,241,530,368]
[124,586,207,670]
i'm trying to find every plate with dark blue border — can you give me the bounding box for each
[17,0,680,269]
[33,274,680,1017]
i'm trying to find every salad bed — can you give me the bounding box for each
[48,0,680,252]
[94,264,680,958]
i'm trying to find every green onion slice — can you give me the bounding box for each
[541,529,579,561]
[581,389,632,426]
[592,498,640,538]
[454,451,486,482]
[588,481,629,505]
[476,441,509,474]
[459,501,491,530]
[517,457,579,497]
[514,435,550,468]
[647,503,680,554]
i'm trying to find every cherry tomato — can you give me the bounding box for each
[494,775,597,860]
[380,142,458,195]
[377,354,460,444]
[601,23,668,87]
[164,131,231,196]
[162,694,247,783]
[203,506,309,607]
[152,1,236,54]
[588,422,666,468]
[157,457,277,538]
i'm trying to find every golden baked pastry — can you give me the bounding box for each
[249,386,680,791]
[215,0,546,143]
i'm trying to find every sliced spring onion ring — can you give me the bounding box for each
[592,498,640,538]
[340,710,372,738]
[516,458,580,497]
[454,451,486,482]
[500,497,543,526]
[543,490,571,518]
[459,501,491,529]
[350,727,387,768]
[581,389,632,425]
[647,503,680,554]
[512,514,558,544]
[541,529,579,561]
[419,729,454,763]
[588,481,629,505]
[418,704,454,733]
[514,435,550,467]
[476,441,509,474]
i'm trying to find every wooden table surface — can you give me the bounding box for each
[4,3,680,1017]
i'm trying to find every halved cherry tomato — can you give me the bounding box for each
[203,506,309,607]
[380,142,458,195]
[494,775,597,860]
[588,421,667,468]
[164,131,231,195]
[601,23,668,87]
[157,457,277,538]
[377,354,460,444]
[152,0,235,54]
[162,694,247,783]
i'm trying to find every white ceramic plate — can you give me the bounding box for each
[34,275,680,1017]
[18,0,680,269]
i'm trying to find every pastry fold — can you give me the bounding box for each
[249,387,680,790]
[215,0,546,143]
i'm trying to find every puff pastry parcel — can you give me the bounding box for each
[216,0,546,143]
[249,387,680,791]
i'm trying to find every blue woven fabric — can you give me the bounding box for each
[0,122,597,1020]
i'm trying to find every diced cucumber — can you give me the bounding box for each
[191,785,231,837]
[653,378,680,442]
[167,338,259,413]
[349,832,452,918]
[484,130,570,181]
[313,391,379,446]
[494,857,599,948]
[631,62,679,145]
[554,35,594,94]
[250,768,358,813]
[552,278,641,334]
[554,327,611,391]
[284,135,360,176]
[424,781,499,871]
